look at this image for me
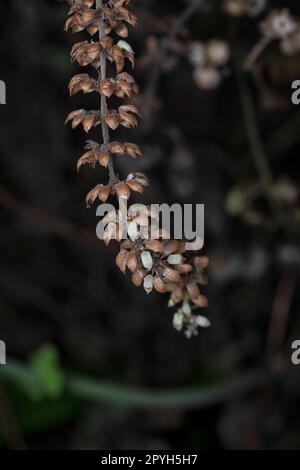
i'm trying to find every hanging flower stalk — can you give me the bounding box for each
[65,0,209,338]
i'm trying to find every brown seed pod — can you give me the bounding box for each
[153,276,167,293]
[193,295,209,308]
[114,181,131,199]
[132,269,147,287]
[193,256,210,268]
[116,249,128,273]
[163,267,181,283]
[176,264,193,274]
[144,240,164,253]
[187,283,200,300]
[126,251,138,272]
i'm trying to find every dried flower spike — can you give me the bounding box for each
[65,0,209,337]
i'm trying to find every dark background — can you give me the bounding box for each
[0,0,300,450]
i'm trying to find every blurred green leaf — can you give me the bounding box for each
[25,344,65,401]
[226,188,246,215]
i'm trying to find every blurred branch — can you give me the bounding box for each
[0,184,104,251]
[235,111,300,177]
[267,271,298,354]
[0,358,285,410]
[243,37,271,71]
[238,78,274,193]
[143,0,206,129]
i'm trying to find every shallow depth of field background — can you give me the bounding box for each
[0,0,300,450]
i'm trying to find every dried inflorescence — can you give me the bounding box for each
[188,40,230,90]
[244,8,300,70]
[261,9,300,56]
[65,0,209,337]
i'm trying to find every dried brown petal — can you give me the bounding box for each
[103,222,116,246]
[115,181,131,199]
[108,141,125,154]
[83,114,97,133]
[132,269,146,287]
[99,79,115,98]
[115,22,128,38]
[69,74,97,96]
[187,283,200,300]
[116,249,128,274]
[144,240,164,253]
[124,143,142,158]
[193,295,209,308]
[65,109,85,128]
[121,240,135,250]
[98,184,111,202]
[86,184,101,207]
[126,251,138,272]
[163,241,180,256]
[100,35,114,49]
[132,172,149,186]
[77,150,97,171]
[119,104,140,116]
[169,287,183,306]
[153,276,167,293]
[105,113,120,130]
[163,267,181,283]
[193,256,209,268]
[176,264,193,274]
[126,179,144,193]
[110,46,125,73]
[102,210,118,225]
[98,151,110,168]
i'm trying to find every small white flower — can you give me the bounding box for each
[173,311,184,331]
[127,221,139,241]
[262,10,297,39]
[206,40,230,67]
[188,42,206,67]
[117,40,134,53]
[182,299,192,316]
[143,275,153,294]
[184,324,198,339]
[195,315,211,328]
[127,172,135,181]
[167,254,183,265]
[141,251,153,270]
[281,29,300,55]
[193,66,221,90]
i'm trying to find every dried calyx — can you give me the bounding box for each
[244,8,300,70]
[65,0,209,337]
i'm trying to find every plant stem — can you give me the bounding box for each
[243,36,271,71]
[97,0,117,184]
[0,358,284,410]
[238,77,273,193]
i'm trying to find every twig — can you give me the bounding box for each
[0,358,285,410]
[243,36,271,71]
[0,184,105,251]
[267,271,298,354]
[234,111,300,178]
[238,77,274,194]
[143,0,206,129]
